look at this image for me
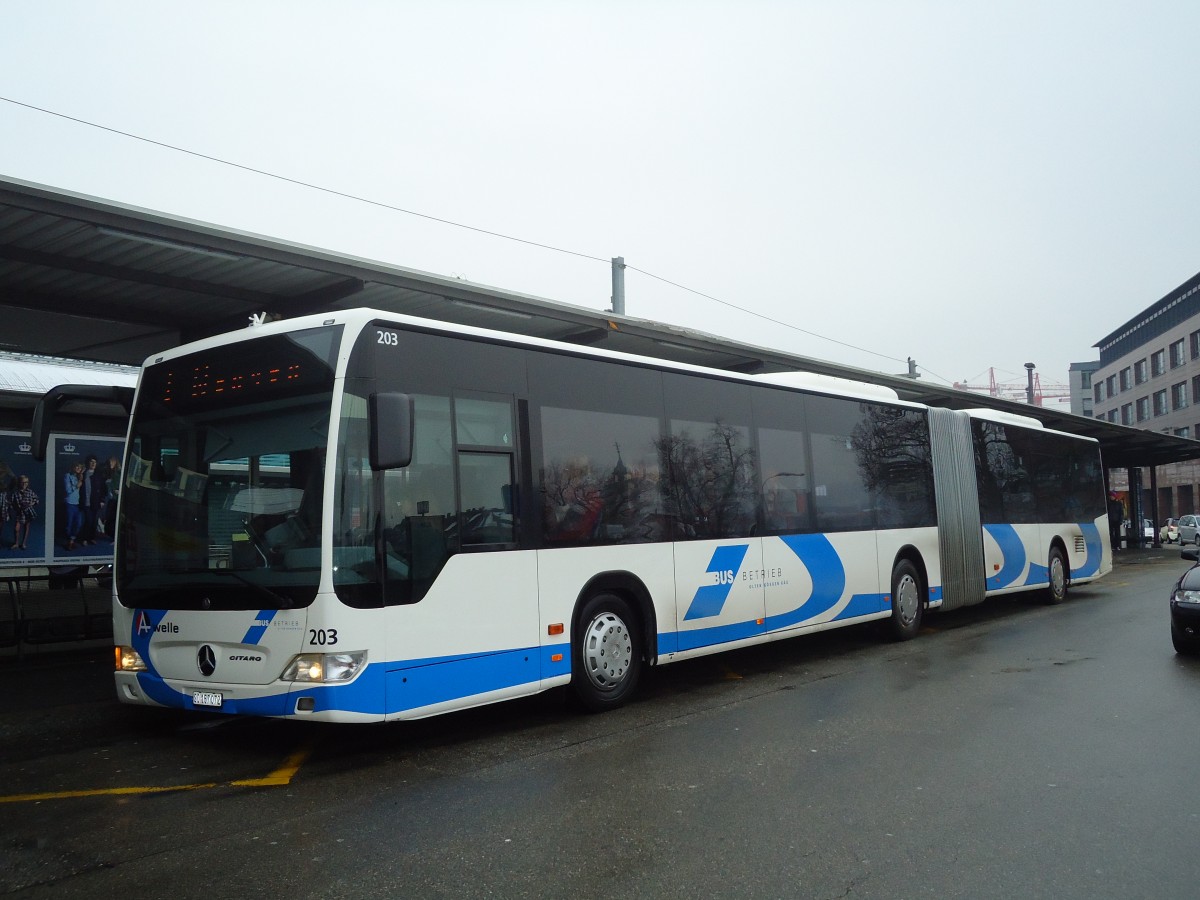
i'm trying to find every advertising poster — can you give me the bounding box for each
[0,431,49,564]
[48,434,125,566]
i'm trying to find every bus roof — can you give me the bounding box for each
[142,308,928,410]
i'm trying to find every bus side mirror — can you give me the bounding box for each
[369,393,414,470]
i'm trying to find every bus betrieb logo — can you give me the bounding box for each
[685,545,750,620]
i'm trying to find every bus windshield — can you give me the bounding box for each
[116,325,343,610]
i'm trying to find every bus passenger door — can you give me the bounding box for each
[379,391,540,713]
[673,538,765,652]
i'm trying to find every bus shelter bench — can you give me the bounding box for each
[16,578,113,645]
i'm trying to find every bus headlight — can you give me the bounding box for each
[115,646,147,672]
[281,651,367,683]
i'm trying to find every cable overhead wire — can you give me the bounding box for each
[0,96,605,264]
[1,94,929,377]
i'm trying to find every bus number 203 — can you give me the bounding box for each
[309,629,339,646]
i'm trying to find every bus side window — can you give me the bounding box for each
[380,396,456,602]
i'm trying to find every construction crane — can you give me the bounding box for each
[953,367,1070,407]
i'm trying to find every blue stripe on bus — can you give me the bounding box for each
[1075,523,1103,578]
[984,524,1026,589]
[777,533,847,622]
[135,643,572,718]
[837,592,888,620]
[676,617,765,651]
[1024,562,1049,586]
[134,671,293,717]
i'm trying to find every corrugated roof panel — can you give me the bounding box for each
[0,353,137,395]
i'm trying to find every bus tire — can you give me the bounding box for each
[1046,546,1068,605]
[888,559,924,642]
[572,593,642,712]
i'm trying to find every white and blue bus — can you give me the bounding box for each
[37,309,1111,722]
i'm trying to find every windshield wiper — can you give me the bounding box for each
[161,567,295,609]
[206,569,294,609]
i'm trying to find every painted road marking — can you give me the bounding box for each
[0,743,314,804]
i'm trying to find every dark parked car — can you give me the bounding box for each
[1171,549,1200,655]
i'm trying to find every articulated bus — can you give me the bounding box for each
[36,309,1110,722]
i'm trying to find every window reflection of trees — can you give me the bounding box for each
[850,404,936,528]
[972,422,1104,524]
[974,422,1036,523]
[541,414,760,543]
[541,409,662,543]
[659,420,757,539]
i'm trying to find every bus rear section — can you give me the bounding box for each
[930,408,1110,612]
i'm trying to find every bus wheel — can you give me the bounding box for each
[1046,546,1068,605]
[888,559,924,642]
[572,593,642,712]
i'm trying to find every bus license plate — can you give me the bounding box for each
[193,691,223,708]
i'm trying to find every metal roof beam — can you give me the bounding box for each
[0,244,279,306]
[0,288,170,328]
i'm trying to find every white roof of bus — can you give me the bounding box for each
[964,408,1044,430]
[965,407,1099,443]
[754,371,900,402]
[146,308,927,409]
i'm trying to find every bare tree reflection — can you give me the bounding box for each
[659,421,757,538]
[851,404,936,527]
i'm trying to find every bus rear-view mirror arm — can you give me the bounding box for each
[369,392,414,470]
[31,384,136,462]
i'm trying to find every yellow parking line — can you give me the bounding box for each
[231,744,312,787]
[0,742,314,803]
[0,782,218,803]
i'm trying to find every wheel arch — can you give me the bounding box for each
[573,570,658,665]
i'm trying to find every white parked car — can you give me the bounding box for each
[1161,518,1181,544]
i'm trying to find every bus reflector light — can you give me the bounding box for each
[115,646,147,672]
[282,651,366,684]
[548,623,564,636]
[551,653,563,662]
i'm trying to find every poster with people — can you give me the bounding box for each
[0,431,49,563]
[48,435,125,566]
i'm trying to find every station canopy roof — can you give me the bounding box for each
[1,174,1195,471]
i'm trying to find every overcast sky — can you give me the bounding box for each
[3,1,1198,394]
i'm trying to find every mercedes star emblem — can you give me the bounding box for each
[197,644,217,677]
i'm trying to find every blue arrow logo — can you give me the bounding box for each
[684,544,750,620]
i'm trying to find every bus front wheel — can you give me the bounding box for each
[888,559,924,642]
[572,593,642,712]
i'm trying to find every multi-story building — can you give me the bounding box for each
[1093,271,1200,516]
[1069,360,1099,418]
